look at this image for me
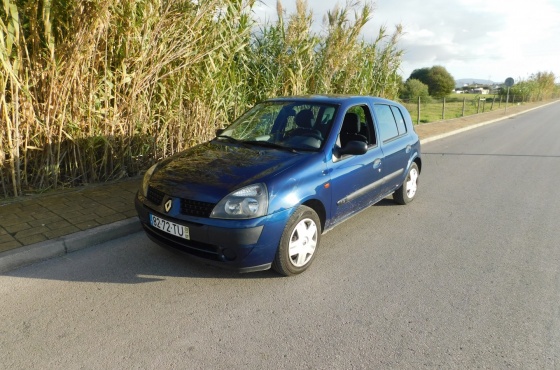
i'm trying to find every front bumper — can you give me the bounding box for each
[135,193,292,272]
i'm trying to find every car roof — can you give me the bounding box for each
[266,95,397,106]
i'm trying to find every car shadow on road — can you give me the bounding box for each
[2,233,283,284]
[5,198,403,284]
[373,197,398,207]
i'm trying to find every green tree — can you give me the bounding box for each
[400,78,429,101]
[409,68,430,84]
[408,65,455,98]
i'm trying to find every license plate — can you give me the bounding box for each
[150,214,190,240]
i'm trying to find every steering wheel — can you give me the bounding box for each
[299,129,323,141]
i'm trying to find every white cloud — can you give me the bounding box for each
[253,0,560,83]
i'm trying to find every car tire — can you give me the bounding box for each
[393,162,419,205]
[272,206,321,276]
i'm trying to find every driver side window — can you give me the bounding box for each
[338,105,376,148]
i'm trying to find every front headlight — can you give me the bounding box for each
[211,183,268,219]
[142,163,158,197]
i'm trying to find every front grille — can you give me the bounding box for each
[147,186,165,205]
[181,198,216,218]
[146,186,215,217]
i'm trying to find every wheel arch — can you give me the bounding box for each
[413,155,422,173]
[302,199,326,233]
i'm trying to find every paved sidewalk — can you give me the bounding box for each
[0,100,557,272]
[0,178,142,272]
[0,178,140,251]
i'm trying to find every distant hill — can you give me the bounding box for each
[455,78,496,88]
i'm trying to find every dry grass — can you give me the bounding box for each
[1,0,403,198]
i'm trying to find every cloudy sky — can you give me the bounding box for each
[253,0,560,84]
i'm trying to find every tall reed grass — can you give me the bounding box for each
[1,0,403,198]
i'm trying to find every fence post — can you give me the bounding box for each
[441,97,446,120]
[491,96,495,110]
[417,96,420,125]
[462,97,466,117]
[477,98,481,113]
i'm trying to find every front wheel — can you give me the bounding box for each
[393,162,419,205]
[272,206,321,276]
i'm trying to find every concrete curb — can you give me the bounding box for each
[0,218,142,273]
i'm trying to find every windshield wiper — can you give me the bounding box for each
[214,135,252,149]
[242,140,297,153]
[215,136,298,153]
[215,134,239,143]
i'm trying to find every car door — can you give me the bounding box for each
[373,104,412,194]
[328,105,386,224]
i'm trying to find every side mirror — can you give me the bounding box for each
[338,140,367,156]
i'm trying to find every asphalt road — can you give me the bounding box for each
[2,103,560,369]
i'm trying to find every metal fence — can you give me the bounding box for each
[400,93,559,124]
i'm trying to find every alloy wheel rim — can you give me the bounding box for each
[288,218,317,267]
[406,168,418,198]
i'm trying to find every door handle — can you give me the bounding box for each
[373,158,382,170]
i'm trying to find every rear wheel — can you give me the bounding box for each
[393,162,419,205]
[272,206,321,276]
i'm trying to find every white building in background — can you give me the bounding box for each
[471,88,489,94]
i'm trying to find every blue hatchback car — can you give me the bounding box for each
[135,95,421,275]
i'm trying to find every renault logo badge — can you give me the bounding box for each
[164,199,172,213]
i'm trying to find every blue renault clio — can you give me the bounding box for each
[135,95,421,275]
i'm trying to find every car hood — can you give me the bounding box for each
[149,141,301,201]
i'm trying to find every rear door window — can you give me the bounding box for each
[390,106,407,135]
[373,104,399,142]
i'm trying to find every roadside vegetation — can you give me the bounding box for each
[402,94,515,124]
[401,68,559,123]
[1,0,558,198]
[405,66,456,99]
[1,0,403,197]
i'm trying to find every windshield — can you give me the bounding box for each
[218,101,338,151]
